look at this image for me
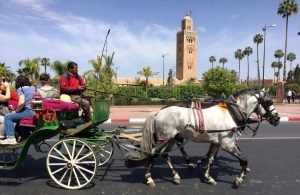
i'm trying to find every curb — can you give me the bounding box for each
[104,117,300,123]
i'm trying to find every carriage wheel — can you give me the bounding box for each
[95,142,114,166]
[46,138,98,190]
[0,147,21,165]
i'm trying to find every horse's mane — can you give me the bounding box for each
[233,89,258,98]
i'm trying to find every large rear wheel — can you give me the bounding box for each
[46,138,98,190]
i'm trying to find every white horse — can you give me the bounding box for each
[140,89,280,188]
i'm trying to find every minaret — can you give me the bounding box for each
[176,12,198,80]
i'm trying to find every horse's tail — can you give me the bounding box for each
[140,112,156,154]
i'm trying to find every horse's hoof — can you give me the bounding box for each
[147,180,156,187]
[205,176,217,185]
[232,177,243,189]
[187,163,196,168]
[246,167,251,173]
[173,174,181,185]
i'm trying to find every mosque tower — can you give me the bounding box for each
[176,12,198,81]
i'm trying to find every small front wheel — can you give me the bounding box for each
[46,138,98,190]
[96,142,114,166]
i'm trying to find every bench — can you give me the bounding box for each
[19,99,79,128]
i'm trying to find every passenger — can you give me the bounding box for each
[60,61,92,122]
[37,73,58,98]
[0,75,36,145]
[0,78,19,112]
[0,80,11,140]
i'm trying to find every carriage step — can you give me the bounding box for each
[0,142,25,149]
[0,164,15,170]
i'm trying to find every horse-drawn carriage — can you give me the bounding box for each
[0,89,281,189]
[0,97,128,189]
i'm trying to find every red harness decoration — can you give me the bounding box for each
[191,101,205,133]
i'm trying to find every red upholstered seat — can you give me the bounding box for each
[42,99,78,111]
[19,99,78,127]
[20,117,36,127]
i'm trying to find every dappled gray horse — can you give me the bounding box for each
[140,89,280,188]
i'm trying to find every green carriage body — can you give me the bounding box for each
[0,99,111,169]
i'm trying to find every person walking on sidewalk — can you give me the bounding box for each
[286,89,292,104]
[292,90,296,103]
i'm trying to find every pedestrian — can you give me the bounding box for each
[60,61,92,122]
[292,90,296,103]
[286,89,292,104]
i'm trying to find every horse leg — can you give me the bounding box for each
[222,144,248,188]
[163,153,181,184]
[203,144,219,185]
[144,155,156,187]
[176,138,196,168]
[198,143,220,165]
[234,142,251,175]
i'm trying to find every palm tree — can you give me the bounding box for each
[0,62,15,84]
[253,34,263,84]
[276,61,283,82]
[209,56,216,68]
[18,58,40,83]
[137,66,158,89]
[103,52,115,79]
[219,57,228,68]
[287,52,296,71]
[41,57,50,73]
[50,60,67,84]
[243,47,253,86]
[271,61,278,83]
[277,0,298,81]
[51,60,67,77]
[274,49,284,80]
[234,49,244,82]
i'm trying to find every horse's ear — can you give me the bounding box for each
[261,88,265,91]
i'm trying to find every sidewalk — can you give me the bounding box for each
[106,103,300,123]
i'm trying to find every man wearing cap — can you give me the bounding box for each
[60,61,92,122]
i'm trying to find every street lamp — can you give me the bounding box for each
[162,53,170,86]
[262,24,276,87]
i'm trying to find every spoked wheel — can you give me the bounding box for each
[46,138,98,190]
[95,142,114,166]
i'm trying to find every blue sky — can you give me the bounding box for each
[0,0,299,81]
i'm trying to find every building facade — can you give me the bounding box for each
[176,12,198,81]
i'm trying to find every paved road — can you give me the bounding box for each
[0,122,300,194]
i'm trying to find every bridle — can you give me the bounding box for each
[251,90,280,126]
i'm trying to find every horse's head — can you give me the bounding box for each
[254,88,280,126]
[236,88,280,126]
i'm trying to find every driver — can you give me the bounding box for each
[59,61,92,122]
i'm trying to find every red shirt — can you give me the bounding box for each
[60,72,86,95]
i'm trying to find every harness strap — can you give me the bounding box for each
[191,101,205,133]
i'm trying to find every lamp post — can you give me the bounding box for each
[162,53,170,86]
[262,24,276,87]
